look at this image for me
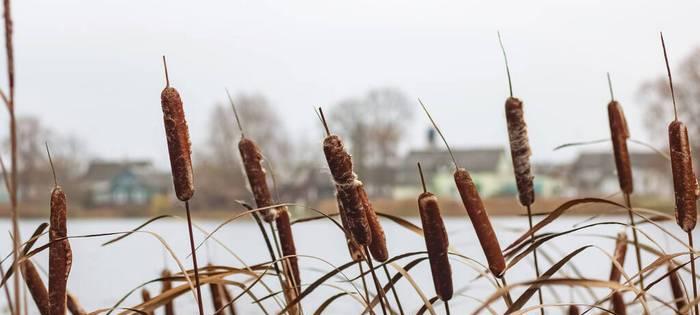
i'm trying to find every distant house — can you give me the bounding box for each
[393,147,513,199]
[567,152,672,197]
[81,160,171,207]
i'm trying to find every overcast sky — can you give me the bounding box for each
[3,0,699,168]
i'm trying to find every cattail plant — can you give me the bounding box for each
[159,56,203,315]
[661,33,699,315]
[275,206,301,288]
[318,108,371,246]
[20,259,49,315]
[161,269,175,315]
[208,265,224,315]
[48,158,72,315]
[497,33,543,310]
[606,72,645,290]
[358,188,388,262]
[668,262,688,314]
[221,285,238,315]
[141,289,154,315]
[568,305,580,315]
[417,163,453,304]
[419,99,506,277]
[609,232,627,283]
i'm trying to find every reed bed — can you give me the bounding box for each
[1,4,700,314]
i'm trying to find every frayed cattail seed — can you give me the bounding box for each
[160,56,194,201]
[505,97,535,206]
[607,74,633,194]
[319,108,371,245]
[336,195,365,262]
[358,187,388,262]
[668,262,687,314]
[49,185,72,315]
[417,163,453,301]
[419,99,506,277]
[275,206,301,287]
[161,269,175,315]
[20,259,49,315]
[609,232,627,283]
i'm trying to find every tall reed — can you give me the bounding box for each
[419,99,506,277]
[609,232,627,283]
[497,32,543,311]
[140,289,154,315]
[208,265,224,315]
[159,56,203,315]
[606,73,645,291]
[161,269,175,315]
[668,262,688,314]
[660,33,698,315]
[417,163,453,303]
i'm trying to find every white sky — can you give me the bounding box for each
[3,0,699,168]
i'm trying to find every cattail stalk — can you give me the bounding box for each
[668,262,688,314]
[20,259,48,315]
[498,32,543,312]
[609,232,628,283]
[160,56,203,315]
[611,291,626,315]
[221,285,238,315]
[661,33,699,315]
[419,99,506,277]
[161,269,175,315]
[208,269,224,315]
[607,73,645,290]
[417,163,453,302]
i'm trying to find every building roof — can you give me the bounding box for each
[83,160,153,182]
[570,151,668,173]
[404,148,505,172]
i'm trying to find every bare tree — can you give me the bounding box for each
[195,93,291,208]
[639,47,700,144]
[3,116,85,202]
[328,87,412,195]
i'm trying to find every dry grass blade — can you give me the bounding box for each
[67,293,87,315]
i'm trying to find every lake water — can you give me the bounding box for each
[0,213,696,314]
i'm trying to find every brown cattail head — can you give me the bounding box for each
[505,97,535,206]
[49,185,72,315]
[160,72,194,202]
[454,168,506,277]
[238,137,278,222]
[417,191,453,301]
[611,291,626,315]
[221,285,238,315]
[324,135,371,245]
[668,262,688,313]
[358,187,388,262]
[20,259,49,315]
[336,196,365,262]
[275,206,301,287]
[161,269,175,315]
[207,268,224,315]
[669,120,698,232]
[568,305,580,315]
[608,101,633,194]
[609,232,628,282]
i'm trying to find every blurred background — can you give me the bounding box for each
[1,0,699,217]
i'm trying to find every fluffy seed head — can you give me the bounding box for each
[505,97,535,206]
